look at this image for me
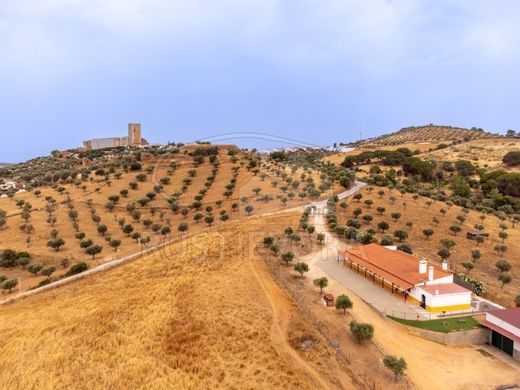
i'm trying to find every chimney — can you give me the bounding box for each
[419,259,427,274]
[428,265,434,282]
[441,261,448,271]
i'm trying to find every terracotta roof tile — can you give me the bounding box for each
[488,308,520,329]
[344,244,451,290]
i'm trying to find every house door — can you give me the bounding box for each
[491,331,514,356]
[420,294,426,309]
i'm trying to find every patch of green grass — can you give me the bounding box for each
[388,315,481,333]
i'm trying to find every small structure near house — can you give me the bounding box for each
[480,307,520,360]
[466,230,489,240]
[343,244,472,313]
[323,294,335,307]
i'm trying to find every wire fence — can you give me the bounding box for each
[261,248,410,390]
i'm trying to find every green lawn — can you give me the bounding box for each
[388,315,481,333]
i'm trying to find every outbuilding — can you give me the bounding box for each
[480,308,520,360]
[466,230,489,240]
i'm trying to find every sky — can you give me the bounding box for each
[1,0,520,162]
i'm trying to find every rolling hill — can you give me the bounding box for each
[354,125,498,147]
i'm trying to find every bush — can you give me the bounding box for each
[349,321,374,343]
[383,355,407,380]
[66,262,88,277]
[503,151,520,166]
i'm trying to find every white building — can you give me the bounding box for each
[0,180,18,192]
[481,308,520,360]
[344,244,472,313]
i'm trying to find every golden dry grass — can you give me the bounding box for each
[423,137,520,171]
[0,213,357,389]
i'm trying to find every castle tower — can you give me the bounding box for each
[128,123,142,146]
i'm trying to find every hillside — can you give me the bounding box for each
[335,187,520,306]
[0,145,345,294]
[355,125,497,147]
[422,137,520,171]
[0,213,363,389]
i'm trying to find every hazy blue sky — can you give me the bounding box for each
[1,0,520,162]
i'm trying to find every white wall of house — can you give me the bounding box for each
[409,287,471,308]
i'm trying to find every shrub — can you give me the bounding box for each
[383,355,407,380]
[66,262,88,277]
[349,321,374,343]
[503,151,520,166]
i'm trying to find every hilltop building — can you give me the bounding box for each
[83,123,148,150]
[343,244,472,313]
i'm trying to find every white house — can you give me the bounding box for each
[481,308,520,360]
[344,244,472,313]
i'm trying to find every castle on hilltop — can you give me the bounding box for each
[83,123,148,150]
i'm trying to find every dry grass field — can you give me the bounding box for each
[0,150,333,293]
[423,138,520,170]
[336,187,520,306]
[0,213,361,389]
[359,125,496,146]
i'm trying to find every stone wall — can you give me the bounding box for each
[404,326,489,346]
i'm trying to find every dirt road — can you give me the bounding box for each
[250,258,356,389]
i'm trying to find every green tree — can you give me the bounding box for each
[335,294,353,314]
[47,238,65,252]
[496,259,511,273]
[41,266,56,278]
[97,224,108,236]
[28,264,43,276]
[281,251,295,265]
[393,230,408,242]
[294,262,309,277]
[313,277,328,294]
[378,221,389,233]
[110,239,121,251]
[437,248,451,261]
[86,245,102,259]
[349,321,374,343]
[317,233,325,244]
[423,229,433,240]
[244,205,254,215]
[498,273,512,290]
[462,262,474,275]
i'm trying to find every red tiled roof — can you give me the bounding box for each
[487,308,520,329]
[344,244,451,290]
[420,283,470,295]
